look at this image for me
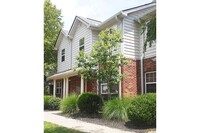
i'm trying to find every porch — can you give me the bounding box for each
[47,70,97,99]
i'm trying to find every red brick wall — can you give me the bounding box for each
[143,57,156,73]
[69,76,81,94]
[121,59,141,97]
[87,80,97,93]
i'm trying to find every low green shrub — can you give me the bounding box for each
[77,92,103,114]
[127,93,156,126]
[102,98,132,121]
[60,93,78,114]
[48,97,62,110]
[44,95,53,110]
[44,95,61,110]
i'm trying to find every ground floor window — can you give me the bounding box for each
[100,83,119,94]
[56,81,62,94]
[145,71,156,93]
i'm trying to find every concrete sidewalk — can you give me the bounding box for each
[44,111,134,133]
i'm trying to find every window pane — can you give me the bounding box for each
[147,84,156,93]
[79,46,84,51]
[62,55,65,62]
[62,49,65,55]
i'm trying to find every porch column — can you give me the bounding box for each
[119,66,122,99]
[63,78,66,99]
[96,79,99,95]
[53,79,56,97]
[85,80,87,92]
[81,75,84,93]
[65,77,69,97]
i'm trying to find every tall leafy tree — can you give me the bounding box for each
[76,29,127,99]
[44,0,63,76]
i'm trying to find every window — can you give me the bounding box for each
[100,83,118,94]
[61,49,65,62]
[56,81,62,94]
[145,71,156,93]
[79,38,84,51]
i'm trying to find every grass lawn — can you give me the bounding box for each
[44,121,85,133]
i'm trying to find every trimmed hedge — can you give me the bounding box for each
[60,93,78,114]
[103,98,132,121]
[44,95,53,110]
[44,95,61,110]
[127,93,156,126]
[77,92,103,114]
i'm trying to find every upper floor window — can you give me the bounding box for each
[61,49,65,62]
[79,38,84,51]
[145,71,156,93]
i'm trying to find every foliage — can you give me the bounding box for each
[77,92,103,114]
[102,98,132,121]
[60,93,78,114]
[127,93,156,126]
[76,29,128,98]
[140,15,156,52]
[44,95,61,110]
[44,0,63,76]
[44,121,85,133]
[44,95,53,110]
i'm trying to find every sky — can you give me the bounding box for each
[51,0,152,30]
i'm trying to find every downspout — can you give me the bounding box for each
[141,53,144,94]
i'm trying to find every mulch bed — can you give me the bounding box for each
[56,112,156,133]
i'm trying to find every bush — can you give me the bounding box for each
[60,93,78,114]
[44,95,53,110]
[44,95,61,110]
[103,98,132,121]
[48,97,62,110]
[127,93,156,126]
[77,92,103,114]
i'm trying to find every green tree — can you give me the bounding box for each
[76,28,127,99]
[44,0,63,76]
[140,15,156,52]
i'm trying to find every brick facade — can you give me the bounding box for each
[69,76,81,94]
[143,57,156,73]
[121,57,156,97]
[121,59,141,97]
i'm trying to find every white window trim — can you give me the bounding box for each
[100,83,118,94]
[145,71,156,93]
[61,49,65,62]
[79,38,84,51]
[56,81,62,94]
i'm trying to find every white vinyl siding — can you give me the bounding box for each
[57,36,71,73]
[92,30,99,44]
[72,23,92,67]
[144,42,156,58]
[122,6,156,59]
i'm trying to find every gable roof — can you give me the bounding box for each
[54,29,68,49]
[66,2,155,38]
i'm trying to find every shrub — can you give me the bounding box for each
[44,95,53,110]
[103,98,132,121]
[48,97,62,110]
[77,92,103,114]
[127,93,156,126]
[44,95,61,110]
[60,93,78,114]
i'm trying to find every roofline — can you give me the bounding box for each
[122,2,154,12]
[98,2,155,29]
[54,29,62,47]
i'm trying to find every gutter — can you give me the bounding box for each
[141,53,144,94]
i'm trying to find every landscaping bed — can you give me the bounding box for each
[57,112,156,133]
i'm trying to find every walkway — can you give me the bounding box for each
[44,111,135,133]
